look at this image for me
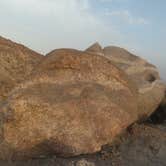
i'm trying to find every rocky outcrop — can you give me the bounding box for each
[103,46,160,87]
[0,36,43,103]
[103,46,166,119]
[118,124,166,166]
[0,38,165,165]
[0,70,15,102]
[85,42,104,56]
[1,124,165,166]
[85,43,166,120]
[137,81,166,120]
[0,49,138,159]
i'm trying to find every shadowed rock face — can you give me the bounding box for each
[147,92,166,124]
[0,49,138,159]
[86,43,166,120]
[0,36,43,102]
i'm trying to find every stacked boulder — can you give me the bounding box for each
[86,43,166,120]
[0,37,165,160]
[0,48,138,159]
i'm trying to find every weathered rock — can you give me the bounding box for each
[103,46,166,119]
[85,43,166,119]
[0,70,15,102]
[85,42,104,56]
[161,90,166,105]
[118,124,166,166]
[103,46,159,86]
[138,81,166,119]
[0,36,43,102]
[147,92,166,124]
[1,124,165,166]
[0,49,138,159]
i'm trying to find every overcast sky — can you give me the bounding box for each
[0,0,165,79]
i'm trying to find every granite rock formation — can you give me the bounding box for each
[86,43,166,120]
[0,38,165,164]
[0,49,138,159]
[0,36,43,103]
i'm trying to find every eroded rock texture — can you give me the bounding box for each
[0,124,165,166]
[0,39,165,164]
[0,36,43,103]
[85,42,104,56]
[0,49,138,159]
[86,43,166,119]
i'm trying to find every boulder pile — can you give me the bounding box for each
[86,43,166,120]
[0,37,165,161]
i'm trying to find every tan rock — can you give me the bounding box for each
[0,36,43,102]
[85,42,104,56]
[138,81,166,119]
[0,69,15,102]
[0,49,138,159]
[85,44,166,119]
[103,46,160,86]
[161,89,166,105]
[76,159,95,166]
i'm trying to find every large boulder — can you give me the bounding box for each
[86,43,166,119]
[0,49,138,159]
[103,46,159,86]
[0,36,43,103]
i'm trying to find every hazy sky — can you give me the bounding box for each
[0,0,165,79]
